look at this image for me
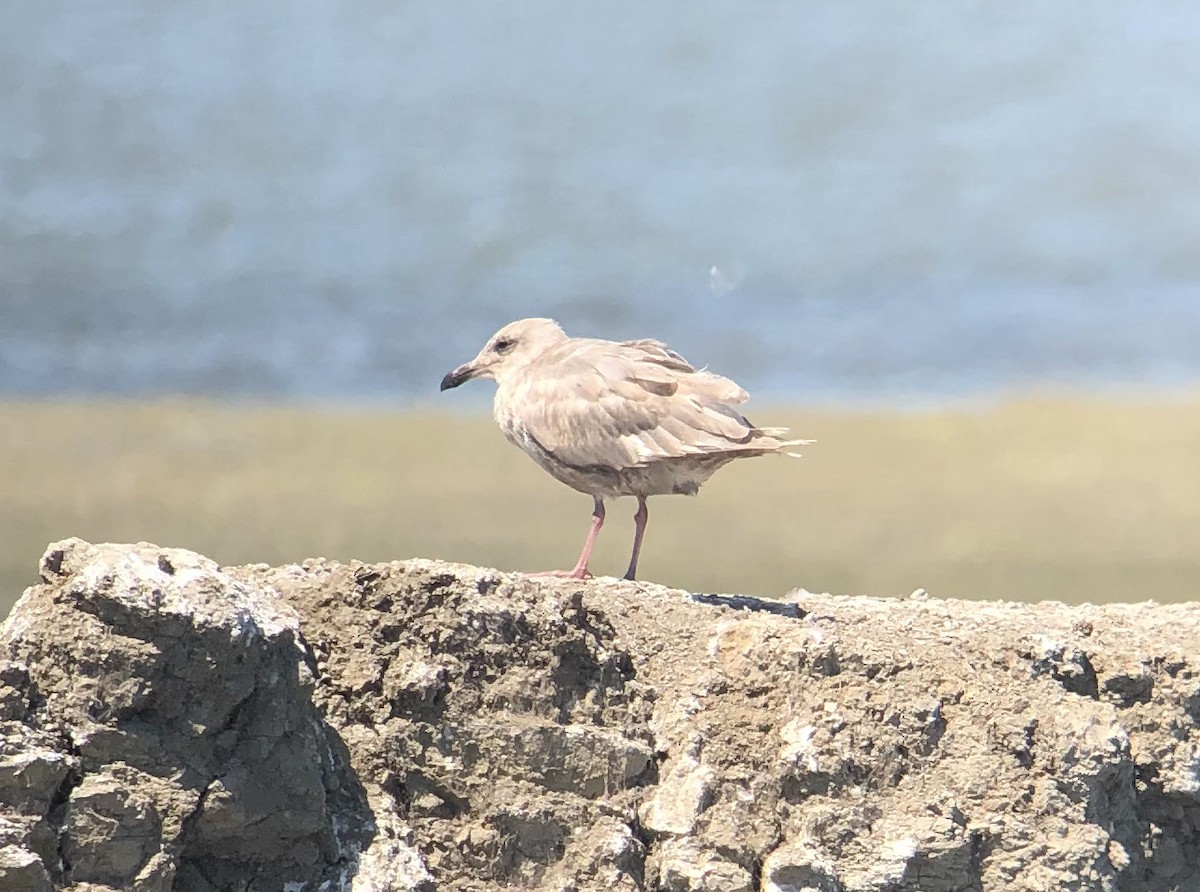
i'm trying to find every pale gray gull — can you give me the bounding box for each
[439,317,810,580]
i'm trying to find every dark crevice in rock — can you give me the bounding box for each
[969,828,994,882]
[217,689,256,738]
[1002,717,1039,770]
[1056,651,1100,699]
[353,567,382,591]
[748,852,764,891]
[388,769,471,821]
[1183,689,1200,725]
[40,547,66,579]
[918,701,948,755]
[476,574,501,596]
[422,573,461,596]
[689,592,807,618]
[176,776,219,855]
[24,681,46,725]
[1028,644,1100,699]
[1103,672,1154,708]
[1133,774,1200,890]
[295,631,322,683]
[44,744,82,886]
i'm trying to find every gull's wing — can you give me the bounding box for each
[513,337,792,471]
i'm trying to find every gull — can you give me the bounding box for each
[440,318,809,581]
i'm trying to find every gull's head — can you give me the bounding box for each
[440,317,568,391]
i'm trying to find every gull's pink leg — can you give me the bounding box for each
[623,497,648,581]
[527,497,604,579]
[567,497,606,578]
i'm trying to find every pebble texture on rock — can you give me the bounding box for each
[1,539,1198,891]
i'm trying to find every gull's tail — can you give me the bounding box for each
[754,426,815,458]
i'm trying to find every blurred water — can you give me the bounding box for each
[3,2,1200,406]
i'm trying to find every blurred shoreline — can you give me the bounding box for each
[3,394,1198,619]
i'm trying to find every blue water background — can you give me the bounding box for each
[3,2,1200,407]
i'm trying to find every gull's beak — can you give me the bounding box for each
[439,362,477,391]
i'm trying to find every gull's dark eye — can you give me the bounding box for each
[493,337,516,354]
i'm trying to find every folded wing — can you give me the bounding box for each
[518,338,797,472]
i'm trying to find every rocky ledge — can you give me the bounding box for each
[1,539,1198,892]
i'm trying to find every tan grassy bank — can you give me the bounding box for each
[2,397,1198,617]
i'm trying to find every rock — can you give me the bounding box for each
[0,844,53,892]
[761,838,839,892]
[649,837,753,891]
[1,538,1199,890]
[1,539,375,891]
[638,744,716,836]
